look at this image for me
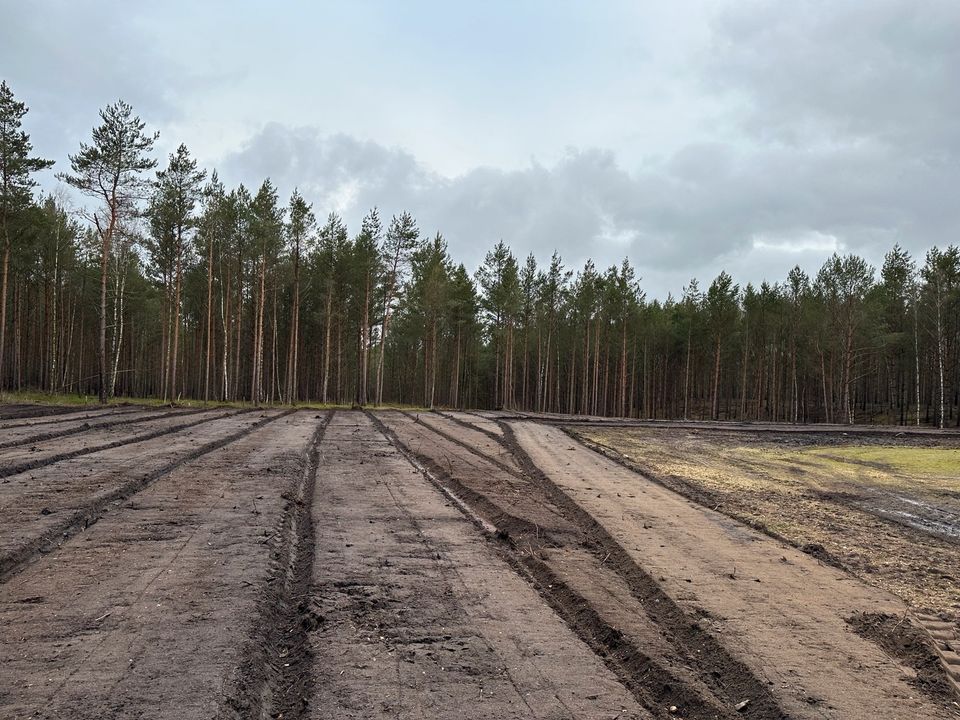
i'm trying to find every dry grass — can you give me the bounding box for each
[578,427,960,616]
[0,390,429,412]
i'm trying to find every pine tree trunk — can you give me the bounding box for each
[683,326,691,419]
[322,286,332,404]
[936,283,945,429]
[233,261,243,401]
[619,324,627,417]
[169,244,183,403]
[820,349,830,423]
[0,234,9,392]
[286,246,300,404]
[221,272,231,401]
[251,256,266,405]
[740,328,749,420]
[13,280,21,390]
[270,283,278,404]
[914,298,920,426]
[204,232,214,402]
[359,273,370,405]
[581,321,590,414]
[336,315,343,404]
[712,334,722,420]
[844,324,855,424]
[592,321,601,415]
[110,261,126,398]
[451,326,461,408]
[97,212,116,404]
[375,279,396,406]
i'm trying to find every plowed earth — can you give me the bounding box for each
[0,405,956,719]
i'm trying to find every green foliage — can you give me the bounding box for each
[0,80,54,220]
[59,100,157,213]
[2,86,960,423]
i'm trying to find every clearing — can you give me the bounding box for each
[0,405,957,719]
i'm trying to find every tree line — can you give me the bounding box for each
[2,84,959,426]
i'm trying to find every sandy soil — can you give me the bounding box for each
[0,410,312,719]
[307,411,648,719]
[1,404,957,719]
[511,420,952,718]
[0,409,271,578]
[574,426,960,616]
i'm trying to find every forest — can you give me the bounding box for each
[2,83,959,426]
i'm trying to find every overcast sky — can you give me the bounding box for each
[3,0,959,298]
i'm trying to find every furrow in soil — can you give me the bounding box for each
[0,405,140,431]
[0,407,247,478]
[0,409,318,720]
[317,410,651,719]
[0,408,291,584]
[0,406,203,450]
[218,410,332,720]
[372,410,760,720]
[507,419,957,719]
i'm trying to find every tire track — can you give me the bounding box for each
[0,408,246,479]
[0,404,87,421]
[568,427,960,706]
[369,411,767,720]
[218,410,332,720]
[433,409,503,442]
[0,409,294,584]
[503,413,960,439]
[0,406,140,431]
[494,419,788,720]
[401,410,518,475]
[0,406,203,450]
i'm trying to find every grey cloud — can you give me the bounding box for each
[10,0,959,299]
[1,2,238,164]
[707,1,960,154]
[217,117,960,300]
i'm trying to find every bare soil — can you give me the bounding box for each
[0,404,93,421]
[572,425,960,615]
[1,404,957,719]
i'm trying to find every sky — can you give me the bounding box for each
[3,0,959,299]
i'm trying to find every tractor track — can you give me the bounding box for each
[402,410,519,475]
[0,407,247,479]
[0,404,90,421]
[433,409,503,442]
[491,411,960,439]
[371,411,787,720]
[0,408,293,584]
[0,406,203,450]
[0,405,141,431]
[567,426,960,706]
[218,410,332,720]
[492,419,788,718]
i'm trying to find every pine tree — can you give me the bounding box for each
[0,81,53,392]
[284,189,315,403]
[351,208,382,406]
[59,100,156,402]
[706,271,739,420]
[375,211,419,404]
[248,180,284,405]
[148,144,205,402]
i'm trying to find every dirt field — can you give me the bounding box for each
[1,405,958,719]
[570,424,960,614]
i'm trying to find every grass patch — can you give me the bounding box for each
[804,446,960,477]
